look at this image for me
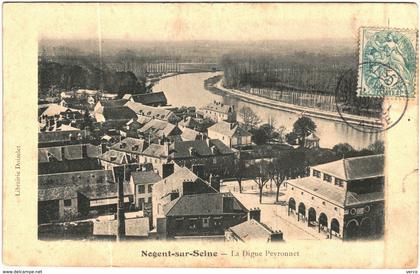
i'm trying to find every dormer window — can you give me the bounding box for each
[132,145,139,151]
[312,169,321,178]
[323,174,332,183]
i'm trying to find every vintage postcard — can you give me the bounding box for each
[2,2,419,268]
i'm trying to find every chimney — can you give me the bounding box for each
[164,142,170,156]
[112,166,126,241]
[206,138,211,147]
[162,163,175,179]
[209,174,221,192]
[248,207,261,222]
[192,164,206,180]
[270,230,284,242]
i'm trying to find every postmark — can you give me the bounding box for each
[358,27,417,98]
[335,62,408,133]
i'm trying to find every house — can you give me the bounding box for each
[199,101,236,122]
[180,127,202,141]
[225,218,283,242]
[284,154,384,240]
[208,120,252,148]
[38,158,102,175]
[178,116,200,130]
[129,170,162,210]
[94,99,129,114]
[120,117,151,138]
[152,166,218,228]
[97,150,129,170]
[138,119,182,142]
[93,217,150,239]
[94,106,137,124]
[77,182,133,216]
[304,133,320,149]
[140,139,235,176]
[123,91,168,107]
[110,137,148,164]
[38,170,115,223]
[125,101,179,123]
[157,192,249,239]
[60,97,95,111]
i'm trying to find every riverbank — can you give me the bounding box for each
[207,78,382,129]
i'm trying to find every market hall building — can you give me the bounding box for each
[284,154,384,240]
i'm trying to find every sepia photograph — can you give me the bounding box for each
[3,2,418,268]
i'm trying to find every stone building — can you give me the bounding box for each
[284,154,384,240]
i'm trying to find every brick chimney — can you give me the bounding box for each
[209,174,221,192]
[270,230,284,242]
[162,163,175,179]
[248,207,261,222]
[192,164,206,180]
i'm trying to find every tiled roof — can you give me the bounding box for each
[78,183,132,199]
[102,106,137,121]
[131,171,162,185]
[125,101,175,121]
[111,137,147,154]
[228,219,275,242]
[141,143,168,158]
[130,91,167,106]
[287,176,347,206]
[153,167,216,200]
[39,130,87,144]
[40,104,79,117]
[208,121,251,138]
[38,158,102,175]
[100,99,129,108]
[345,191,384,206]
[93,217,149,237]
[312,154,384,181]
[98,150,127,164]
[164,193,248,216]
[169,139,234,159]
[139,119,179,137]
[38,144,102,163]
[181,127,201,141]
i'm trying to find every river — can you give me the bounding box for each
[153,72,383,149]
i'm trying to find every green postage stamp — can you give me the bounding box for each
[358,27,418,98]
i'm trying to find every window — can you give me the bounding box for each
[313,170,321,178]
[138,185,145,194]
[148,184,153,193]
[335,178,344,187]
[64,199,72,207]
[322,201,326,205]
[323,174,332,183]
[138,198,145,210]
[202,217,210,228]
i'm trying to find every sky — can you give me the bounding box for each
[27,3,417,42]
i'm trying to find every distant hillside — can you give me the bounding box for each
[38,60,146,95]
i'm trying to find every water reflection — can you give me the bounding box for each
[153,72,383,149]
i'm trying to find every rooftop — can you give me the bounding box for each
[102,106,137,121]
[99,99,129,108]
[131,170,162,185]
[78,183,132,200]
[164,192,248,217]
[126,91,167,106]
[312,154,384,181]
[208,121,251,137]
[169,139,234,159]
[97,150,127,165]
[201,101,233,114]
[125,101,176,121]
[111,137,147,154]
[228,219,276,242]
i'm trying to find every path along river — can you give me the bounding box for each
[153,72,383,149]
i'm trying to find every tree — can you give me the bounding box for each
[367,140,384,154]
[232,152,246,193]
[285,132,299,145]
[252,127,269,145]
[332,143,355,158]
[267,155,291,203]
[239,106,261,131]
[81,108,93,130]
[249,160,270,203]
[292,116,317,147]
